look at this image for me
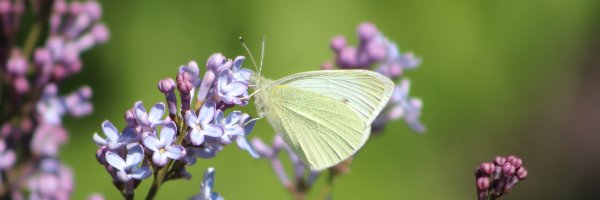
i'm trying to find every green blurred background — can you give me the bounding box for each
[59,0,600,199]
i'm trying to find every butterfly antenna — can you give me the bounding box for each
[239,37,260,73]
[259,35,266,79]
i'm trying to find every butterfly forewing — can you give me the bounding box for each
[271,70,394,123]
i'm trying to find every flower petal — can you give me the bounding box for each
[142,135,160,152]
[189,129,205,146]
[148,102,165,123]
[217,70,230,91]
[160,122,177,146]
[185,110,199,127]
[92,133,107,146]
[223,81,248,96]
[101,120,119,142]
[232,56,245,71]
[116,171,130,182]
[125,145,144,167]
[225,125,244,137]
[198,101,216,124]
[165,145,185,160]
[118,127,139,144]
[152,152,168,167]
[129,167,152,180]
[213,110,224,125]
[224,111,242,126]
[202,124,223,137]
[104,151,125,171]
[134,101,150,126]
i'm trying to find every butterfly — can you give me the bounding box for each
[243,38,394,171]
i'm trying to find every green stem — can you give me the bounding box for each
[145,161,172,200]
[145,115,187,200]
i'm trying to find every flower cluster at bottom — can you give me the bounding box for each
[474,155,528,200]
[93,53,258,199]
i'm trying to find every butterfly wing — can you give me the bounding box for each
[259,70,394,170]
[263,85,368,170]
[271,70,394,123]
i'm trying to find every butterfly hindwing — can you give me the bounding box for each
[263,85,367,170]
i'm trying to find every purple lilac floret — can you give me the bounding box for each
[324,22,425,133]
[105,144,151,182]
[142,122,186,167]
[93,53,258,198]
[185,102,223,146]
[92,120,139,150]
[474,155,528,200]
[0,0,107,198]
[189,167,224,200]
[134,101,169,128]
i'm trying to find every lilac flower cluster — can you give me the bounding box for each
[0,0,107,199]
[324,22,425,133]
[475,155,528,200]
[93,53,258,199]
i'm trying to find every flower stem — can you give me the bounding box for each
[146,161,172,200]
[317,169,338,200]
[145,115,187,200]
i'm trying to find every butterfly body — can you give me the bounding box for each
[253,70,393,170]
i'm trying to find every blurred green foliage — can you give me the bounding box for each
[61,0,600,199]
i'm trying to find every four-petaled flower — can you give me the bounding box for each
[214,110,245,145]
[217,69,249,105]
[185,102,223,146]
[93,120,139,150]
[142,122,186,167]
[134,101,168,128]
[105,145,151,182]
[190,167,223,200]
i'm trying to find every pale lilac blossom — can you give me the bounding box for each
[217,69,249,105]
[142,122,186,167]
[92,121,138,150]
[105,145,151,182]
[185,102,223,146]
[134,101,168,128]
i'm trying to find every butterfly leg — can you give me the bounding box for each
[244,117,263,126]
